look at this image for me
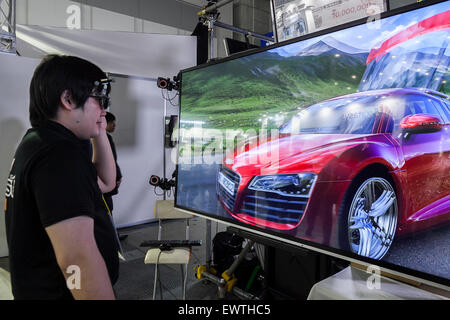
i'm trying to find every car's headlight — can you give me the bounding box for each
[248,173,317,197]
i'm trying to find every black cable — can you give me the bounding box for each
[161,88,179,107]
[153,186,175,198]
[166,90,179,106]
[156,250,163,300]
[153,186,165,197]
[166,89,179,101]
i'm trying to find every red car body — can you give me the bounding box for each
[217,88,450,249]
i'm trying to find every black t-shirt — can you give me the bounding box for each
[4,120,119,300]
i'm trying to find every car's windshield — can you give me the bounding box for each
[279,92,442,134]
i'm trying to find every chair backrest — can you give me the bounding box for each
[154,200,194,220]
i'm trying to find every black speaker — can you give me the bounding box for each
[265,246,348,299]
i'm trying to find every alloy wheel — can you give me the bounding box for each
[347,177,398,260]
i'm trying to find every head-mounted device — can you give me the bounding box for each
[90,78,113,109]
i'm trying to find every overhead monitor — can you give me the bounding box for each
[175,0,450,291]
[271,0,387,42]
[224,37,260,56]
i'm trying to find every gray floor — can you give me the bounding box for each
[114,216,235,300]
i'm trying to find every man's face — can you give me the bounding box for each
[106,120,116,133]
[72,96,107,140]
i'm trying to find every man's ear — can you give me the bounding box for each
[60,90,76,111]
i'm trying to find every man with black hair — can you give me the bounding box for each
[4,55,119,299]
[104,112,127,241]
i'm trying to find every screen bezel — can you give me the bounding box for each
[175,0,450,292]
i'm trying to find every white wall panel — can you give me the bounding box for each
[13,28,195,229]
[15,25,196,79]
[108,76,178,228]
[0,54,41,257]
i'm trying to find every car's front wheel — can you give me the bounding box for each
[340,175,398,260]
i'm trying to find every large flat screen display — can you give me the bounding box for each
[175,0,450,290]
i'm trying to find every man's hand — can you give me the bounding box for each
[99,115,107,131]
[92,117,116,193]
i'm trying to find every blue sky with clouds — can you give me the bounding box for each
[270,1,449,56]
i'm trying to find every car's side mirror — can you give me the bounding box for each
[400,114,443,134]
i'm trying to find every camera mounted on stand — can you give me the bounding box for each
[149,169,177,192]
[200,0,221,23]
[157,73,180,91]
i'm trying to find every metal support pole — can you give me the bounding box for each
[201,270,222,285]
[0,0,16,53]
[223,240,254,278]
[206,219,212,269]
[162,98,167,201]
[200,270,260,300]
[233,285,259,300]
[204,9,216,271]
[214,20,274,43]
[183,219,190,300]
[208,18,215,62]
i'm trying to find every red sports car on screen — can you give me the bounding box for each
[217,88,450,260]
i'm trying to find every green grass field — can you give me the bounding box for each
[181,53,366,132]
